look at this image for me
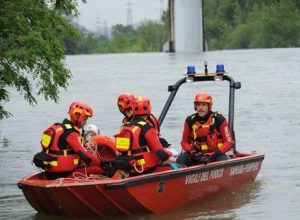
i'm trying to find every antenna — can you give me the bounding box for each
[103,20,108,37]
[126,1,133,26]
[96,12,108,36]
[96,12,101,33]
[159,0,164,19]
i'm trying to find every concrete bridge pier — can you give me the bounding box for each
[164,0,204,53]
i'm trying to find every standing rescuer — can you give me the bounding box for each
[114,96,171,175]
[176,92,234,166]
[33,101,103,179]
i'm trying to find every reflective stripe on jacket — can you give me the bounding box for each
[188,113,224,153]
[115,119,160,173]
[41,121,80,172]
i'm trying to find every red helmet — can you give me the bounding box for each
[194,92,213,111]
[133,96,151,116]
[68,101,93,126]
[117,93,135,114]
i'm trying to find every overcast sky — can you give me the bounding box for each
[76,0,168,31]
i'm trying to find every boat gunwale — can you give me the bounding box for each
[105,153,264,189]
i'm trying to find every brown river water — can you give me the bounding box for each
[0,48,299,219]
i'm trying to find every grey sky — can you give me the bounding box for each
[77,0,168,31]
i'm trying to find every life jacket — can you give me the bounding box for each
[187,112,223,153]
[40,122,80,173]
[122,116,132,124]
[148,114,160,132]
[115,120,160,173]
[92,135,117,162]
[122,114,160,132]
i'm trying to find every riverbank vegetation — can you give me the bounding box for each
[0,0,81,119]
[204,0,300,50]
[66,0,300,54]
[63,15,168,54]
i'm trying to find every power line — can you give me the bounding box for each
[126,1,133,26]
[159,0,164,19]
[96,12,108,36]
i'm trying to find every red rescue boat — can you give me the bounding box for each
[18,152,263,218]
[18,65,265,218]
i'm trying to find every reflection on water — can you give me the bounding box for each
[1,48,300,219]
[34,180,263,220]
[33,213,71,220]
[29,181,263,220]
[145,180,263,220]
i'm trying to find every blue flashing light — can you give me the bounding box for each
[216,64,225,72]
[187,66,196,74]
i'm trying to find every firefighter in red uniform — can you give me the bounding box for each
[117,93,170,150]
[114,96,171,175]
[117,93,160,132]
[34,102,103,179]
[176,92,234,166]
[117,93,135,124]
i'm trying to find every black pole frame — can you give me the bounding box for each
[158,73,241,152]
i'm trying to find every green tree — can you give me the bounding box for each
[248,1,300,48]
[99,22,168,53]
[135,21,167,51]
[204,0,300,50]
[0,0,85,119]
[111,24,135,36]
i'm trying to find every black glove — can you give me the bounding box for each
[112,156,133,170]
[208,149,222,162]
[190,151,209,165]
[101,162,115,177]
[191,151,202,160]
[159,137,171,148]
[198,156,209,164]
[156,149,169,162]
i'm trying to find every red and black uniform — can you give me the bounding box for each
[121,115,132,124]
[147,114,160,132]
[42,119,102,179]
[122,114,171,148]
[122,114,160,132]
[115,116,170,175]
[182,112,234,153]
[178,112,234,166]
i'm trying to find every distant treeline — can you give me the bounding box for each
[62,11,168,54]
[63,0,300,54]
[204,0,300,50]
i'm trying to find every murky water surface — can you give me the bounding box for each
[1,48,300,219]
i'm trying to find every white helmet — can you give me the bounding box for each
[85,124,99,135]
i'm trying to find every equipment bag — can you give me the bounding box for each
[33,151,56,168]
[112,155,144,170]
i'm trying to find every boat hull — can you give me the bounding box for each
[18,152,264,218]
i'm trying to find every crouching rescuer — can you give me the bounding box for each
[114,96,173,175]
[33,102,104,179]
